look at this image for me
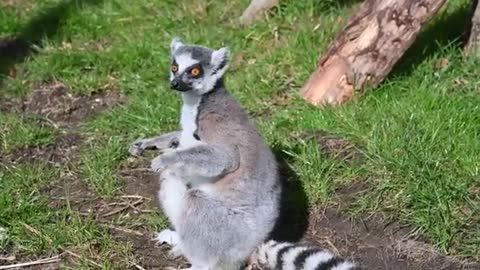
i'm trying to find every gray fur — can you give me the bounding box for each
[151,143,240,186]
[130,39,281,270]
[129,131,180,156]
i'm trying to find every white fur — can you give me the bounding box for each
[179,92,202,149]
[153,229,180,246]
[176,53,199,74]
[283,246,309,270]
[301,251,334,270]
[170,37,184,53]
[158,170,187,228]
[255,240,275,265]
[266,242,293,268]
[204,48,229,92]
[333,261,357,270]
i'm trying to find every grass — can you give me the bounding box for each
[0,114,54,153]
[0,0,479,267]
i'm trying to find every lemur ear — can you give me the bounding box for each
[211,47,230,70]
[170,37,184,54]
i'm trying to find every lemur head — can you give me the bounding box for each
[169,37,230,95]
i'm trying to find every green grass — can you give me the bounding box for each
[0,113,55,153]
[79,136,126,197]
[1,0,479,266]
[0,164,134,268]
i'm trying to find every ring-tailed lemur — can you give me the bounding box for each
[129,39,361,270]
[129,38,281,270]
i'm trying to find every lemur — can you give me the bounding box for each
[129,38,360,270]
[129,38,281,270]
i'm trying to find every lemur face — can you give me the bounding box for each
[169,38,229,95]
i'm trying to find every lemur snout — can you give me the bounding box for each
[170,77,190,92]
[170,79,179,89]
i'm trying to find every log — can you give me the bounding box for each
[300,0,447,106]
[239,0,279,26]
[465,0,480,57]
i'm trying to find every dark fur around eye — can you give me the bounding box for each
[186,64,203,77]
[171,59,178,73]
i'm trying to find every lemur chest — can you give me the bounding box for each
[179,96,202,148]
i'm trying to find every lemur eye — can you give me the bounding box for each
[171,64,178,73]
[191,68,200,77]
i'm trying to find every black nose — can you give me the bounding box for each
[170,79,179,89]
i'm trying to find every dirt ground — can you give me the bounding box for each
[2,83,479,270]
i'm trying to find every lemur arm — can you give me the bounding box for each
[151,144,240,179]
[129,131,181,156]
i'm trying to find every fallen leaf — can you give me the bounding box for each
[61,41,72,50]
[8,66,16,78]
[454,77,469,86]
[96,43,104,51]
[232,53,244,69]
[247,58,257,65]
[433,58,449,70]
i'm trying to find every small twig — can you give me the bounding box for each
[65,250,102,268]
[105,224,144,236]
[20,222,53,244]
[133,262,146,270]
[121,194,150,200]
[0,255,61,269]
[322,238,340,256]
[101,198,143,217]
[0,255,15,261]
[124,200,144,213]
[119,167,152,174]
[106,201,127,207]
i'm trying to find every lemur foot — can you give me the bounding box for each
[153,229,183,259]
[153,229,180,246]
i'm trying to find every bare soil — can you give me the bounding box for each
[295,129,364,164]
[1,82,126,127]
[305,207,479,270]
[3,132,83,165]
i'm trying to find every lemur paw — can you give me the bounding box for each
[129,138,148,156]
[167,245,183,259]
[150,155,167,172]
[152,229,180,246]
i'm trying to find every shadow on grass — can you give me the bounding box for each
[390,2,473,77]
[268,148,309,242]
[0,0,104,86]
[313,0,362,13]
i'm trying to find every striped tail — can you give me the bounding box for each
[251,240,361,270]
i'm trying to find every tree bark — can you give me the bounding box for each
[239,0,279,26]
[465,0,480,57]
[300,0,447,106]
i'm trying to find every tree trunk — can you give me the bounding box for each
[465,0,480,57]
[300,0,447,106]
[239,0,279,26]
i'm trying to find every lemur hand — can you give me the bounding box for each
[129,138,148,156]
[150,155,169,172]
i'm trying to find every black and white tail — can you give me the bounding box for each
[252,240,361,270]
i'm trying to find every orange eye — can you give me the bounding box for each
[191,68,200,76]
[171,65,178,73]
